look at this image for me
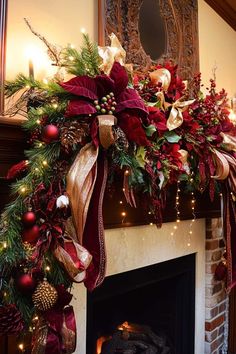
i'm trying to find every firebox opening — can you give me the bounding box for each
[87,254,195,354]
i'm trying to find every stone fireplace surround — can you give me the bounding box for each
[72,218,227,354]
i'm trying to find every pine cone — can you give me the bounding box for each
[113,126,129,150]
[60,121,89,152]
[0,304,24,334]
[32,280,58,311]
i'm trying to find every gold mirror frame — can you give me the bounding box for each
[98,0,199,81]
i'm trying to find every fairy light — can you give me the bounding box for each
[25,84,30,89]
[69,56,74,61]
[149,222,153,226]
[42,160,48,166]
[187,188,196,247]
[45,265,50,272]
[119,200,123,204]
[18,343,24,351]
[20,186,27,194]
[43,78,48,85]
[52,103,58,109]
[80,27,86,33]
[69,43,75,49]
[124,169,129,175]
[36,119,41,124]
[121,212,126,217]
[3,241,7,249]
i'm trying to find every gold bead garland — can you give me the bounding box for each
[32,279,58,311]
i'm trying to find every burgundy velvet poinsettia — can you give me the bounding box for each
[60,62,149,146]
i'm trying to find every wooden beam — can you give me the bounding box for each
[205,0,236,31]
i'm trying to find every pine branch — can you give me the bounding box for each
[81,33,101,76]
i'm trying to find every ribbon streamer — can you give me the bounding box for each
[67,143,98,244]
[97,114,117,149]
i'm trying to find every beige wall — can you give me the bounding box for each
[6,0,97,80]
[198,0,236,97]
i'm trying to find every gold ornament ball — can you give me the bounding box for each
[32,280,58,311]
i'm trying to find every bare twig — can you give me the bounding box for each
[24,18,61,66]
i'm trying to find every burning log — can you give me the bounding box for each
[98,322,171,354]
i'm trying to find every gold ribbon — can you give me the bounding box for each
[98,33,126,75]
[156,91,195,131]
[166,98,195,131]
[220,132,236,152]
[97,114,117,149]
[66,143,98,243]
[149,68,171,91]
[211,149,230,180]
[54,218,92,282]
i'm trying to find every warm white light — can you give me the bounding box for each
[18,343,24,351]
[121,212,126,217]
[42,160,48,166]
[3,241,7,249]
[80,27,86,34]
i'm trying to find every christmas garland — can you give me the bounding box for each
[1,32,236,353]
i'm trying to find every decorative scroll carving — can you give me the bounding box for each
[98,0,199,80]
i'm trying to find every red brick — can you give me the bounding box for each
[205,314,225,331]
[218,324,224,336]
[210,335,224,352]
[219,239,225,248]
[218,302,226,314]
[206,240,219,250]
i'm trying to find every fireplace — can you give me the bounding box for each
[87,254,195,354]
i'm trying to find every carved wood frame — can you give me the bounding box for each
[98,0,199,81]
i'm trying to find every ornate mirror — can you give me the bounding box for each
[98,0,199,80]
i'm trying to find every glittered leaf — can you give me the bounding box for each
[164,131,181,143]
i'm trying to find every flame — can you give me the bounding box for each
[96,335,111,354]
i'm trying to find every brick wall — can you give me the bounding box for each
[205,218,227,354]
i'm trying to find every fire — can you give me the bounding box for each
[96,335,111,354]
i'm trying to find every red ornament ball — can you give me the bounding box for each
[22,211,36,227]
[22,225,40,244]
[16,274,36,294]
[42,124,60,143]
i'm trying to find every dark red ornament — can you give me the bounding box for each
[16,274,36,294]
[22,211,36,227]
[22,225,40,243]
[215,261,227,281]
[42,124,60,143]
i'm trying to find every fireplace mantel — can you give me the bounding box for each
[0,122,221,226]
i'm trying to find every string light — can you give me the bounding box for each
[170,181,181,236]
[18,343,24,351]
[42,160,48,166]
[80,27,86,33]
[36,119,41,124]
[20,186,27,194]
[69,43,75,49]
[187,188,196,247]
[25,85,30,89]
[52,103,58,109]
[69,56,74,61]
[43,78,48,85]
[3,241,7,249]
[121,212,126,217]
[119,200,123,204]
[45,265,50,272]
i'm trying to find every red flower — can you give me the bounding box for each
[60,62,148,145]
[148,107,167,134]
[118,112,150,146]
